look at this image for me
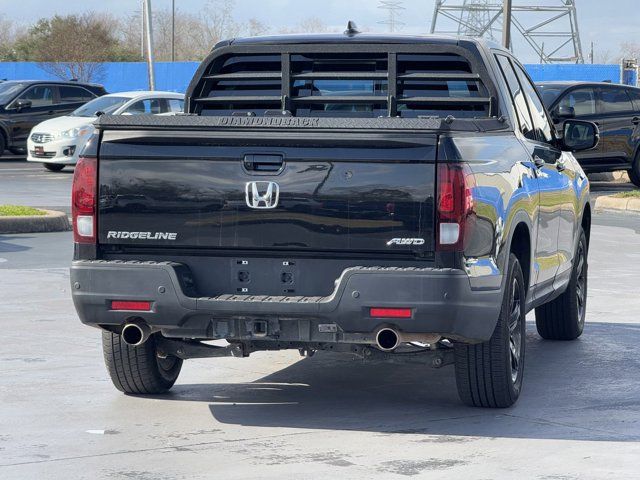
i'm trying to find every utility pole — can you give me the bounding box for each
[171,0,175,62]
[143,0,156,90]
[502,0,512,49]
[140,0,145,58]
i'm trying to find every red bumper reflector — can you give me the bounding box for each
[370,307,412,318]
[110,300,152,311]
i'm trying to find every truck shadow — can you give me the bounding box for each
[0,235,32,254]
[168,320,640,442]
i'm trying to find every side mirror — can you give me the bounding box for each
[561,119,599,152]
[557,104,575,119]
[14,99,32,112]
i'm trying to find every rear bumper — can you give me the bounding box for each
[71,260,503,343]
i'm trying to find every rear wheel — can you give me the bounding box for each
[44,163,65,172]
[535,229,588,340]
[102,331,183,394]
[0,134,5,156]
[9,147,26,156]
[454,253,526,408]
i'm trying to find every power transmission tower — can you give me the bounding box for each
[378,1,406,33]
[430,0,584,63]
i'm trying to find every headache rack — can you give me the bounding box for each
[187,41,499,119]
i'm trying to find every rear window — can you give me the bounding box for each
[192,49,492,119]
[59,86,95,103]
[600,88,634,114]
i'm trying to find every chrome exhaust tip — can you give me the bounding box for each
[375,328,400,352]
[121,321,151,346]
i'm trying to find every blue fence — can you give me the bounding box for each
[525,64,621,84]
[0,61,628,94]
[0,62,199,93]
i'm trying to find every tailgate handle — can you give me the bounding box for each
[243,154,284,173]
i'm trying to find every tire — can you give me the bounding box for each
[9,147,26,155]
[629,165,640,188]
[535,229,588,340]
[454,253,526,408]
[44,163,65,172]
[102,331,183,395]
[0,133,5,156]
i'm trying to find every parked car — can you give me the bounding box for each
[0,80,107,156]
[71,32,596,408]
[537,81,640,186]
[27,91,184,171]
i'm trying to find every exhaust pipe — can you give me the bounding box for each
[375,327,441,352]
[121,320,151,346]
[375,328,400,351]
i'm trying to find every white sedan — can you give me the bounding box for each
[27,91,184,171]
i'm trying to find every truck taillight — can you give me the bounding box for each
[436,163,475,252]
[72,157,97,244]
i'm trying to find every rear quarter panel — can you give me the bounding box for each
[439,132,538,293]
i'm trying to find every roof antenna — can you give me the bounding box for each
[344,21,360,36]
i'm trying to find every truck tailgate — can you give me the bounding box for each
[97,129,437,255]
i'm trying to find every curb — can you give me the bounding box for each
[0,209,71,234]
[594,196,640,213]
[588,171,630,183]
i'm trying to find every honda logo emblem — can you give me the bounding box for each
[245,181,280,209]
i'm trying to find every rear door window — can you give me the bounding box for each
[513,62,554,144]
[557,88,597,117]
[166,98,184,113]
[495,55,536,141]
[123,99,163,115]
[627,88,640,110]
[58,86,95,104]
[600,88,634,114]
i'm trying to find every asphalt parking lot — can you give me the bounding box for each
[1,156,640,479]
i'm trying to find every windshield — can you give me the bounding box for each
[0,81,27,104]
[536,84,565,108]
[71,96,129,117]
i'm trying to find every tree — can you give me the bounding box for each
[14,13,138,82]
[118,0,247,61]
[0,14,25,61]
[620,42,640,62]
[278,17,331,34]
[246,18,269,37]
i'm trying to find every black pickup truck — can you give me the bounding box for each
[71,30,597,407]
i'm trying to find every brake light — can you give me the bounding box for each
[436,163,475,252]
[370,307,412,318]
[72,157,97,244]
[110,300,152,311]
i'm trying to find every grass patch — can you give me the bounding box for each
[0,205,47,217]
[612,191,640,199]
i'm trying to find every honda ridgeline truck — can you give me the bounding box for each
[71,29,597,407]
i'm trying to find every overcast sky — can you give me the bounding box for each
[2,0,638,63]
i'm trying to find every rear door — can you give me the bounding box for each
[511,63,576,282]
[598,86,637,169]
[495,54,568,289]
